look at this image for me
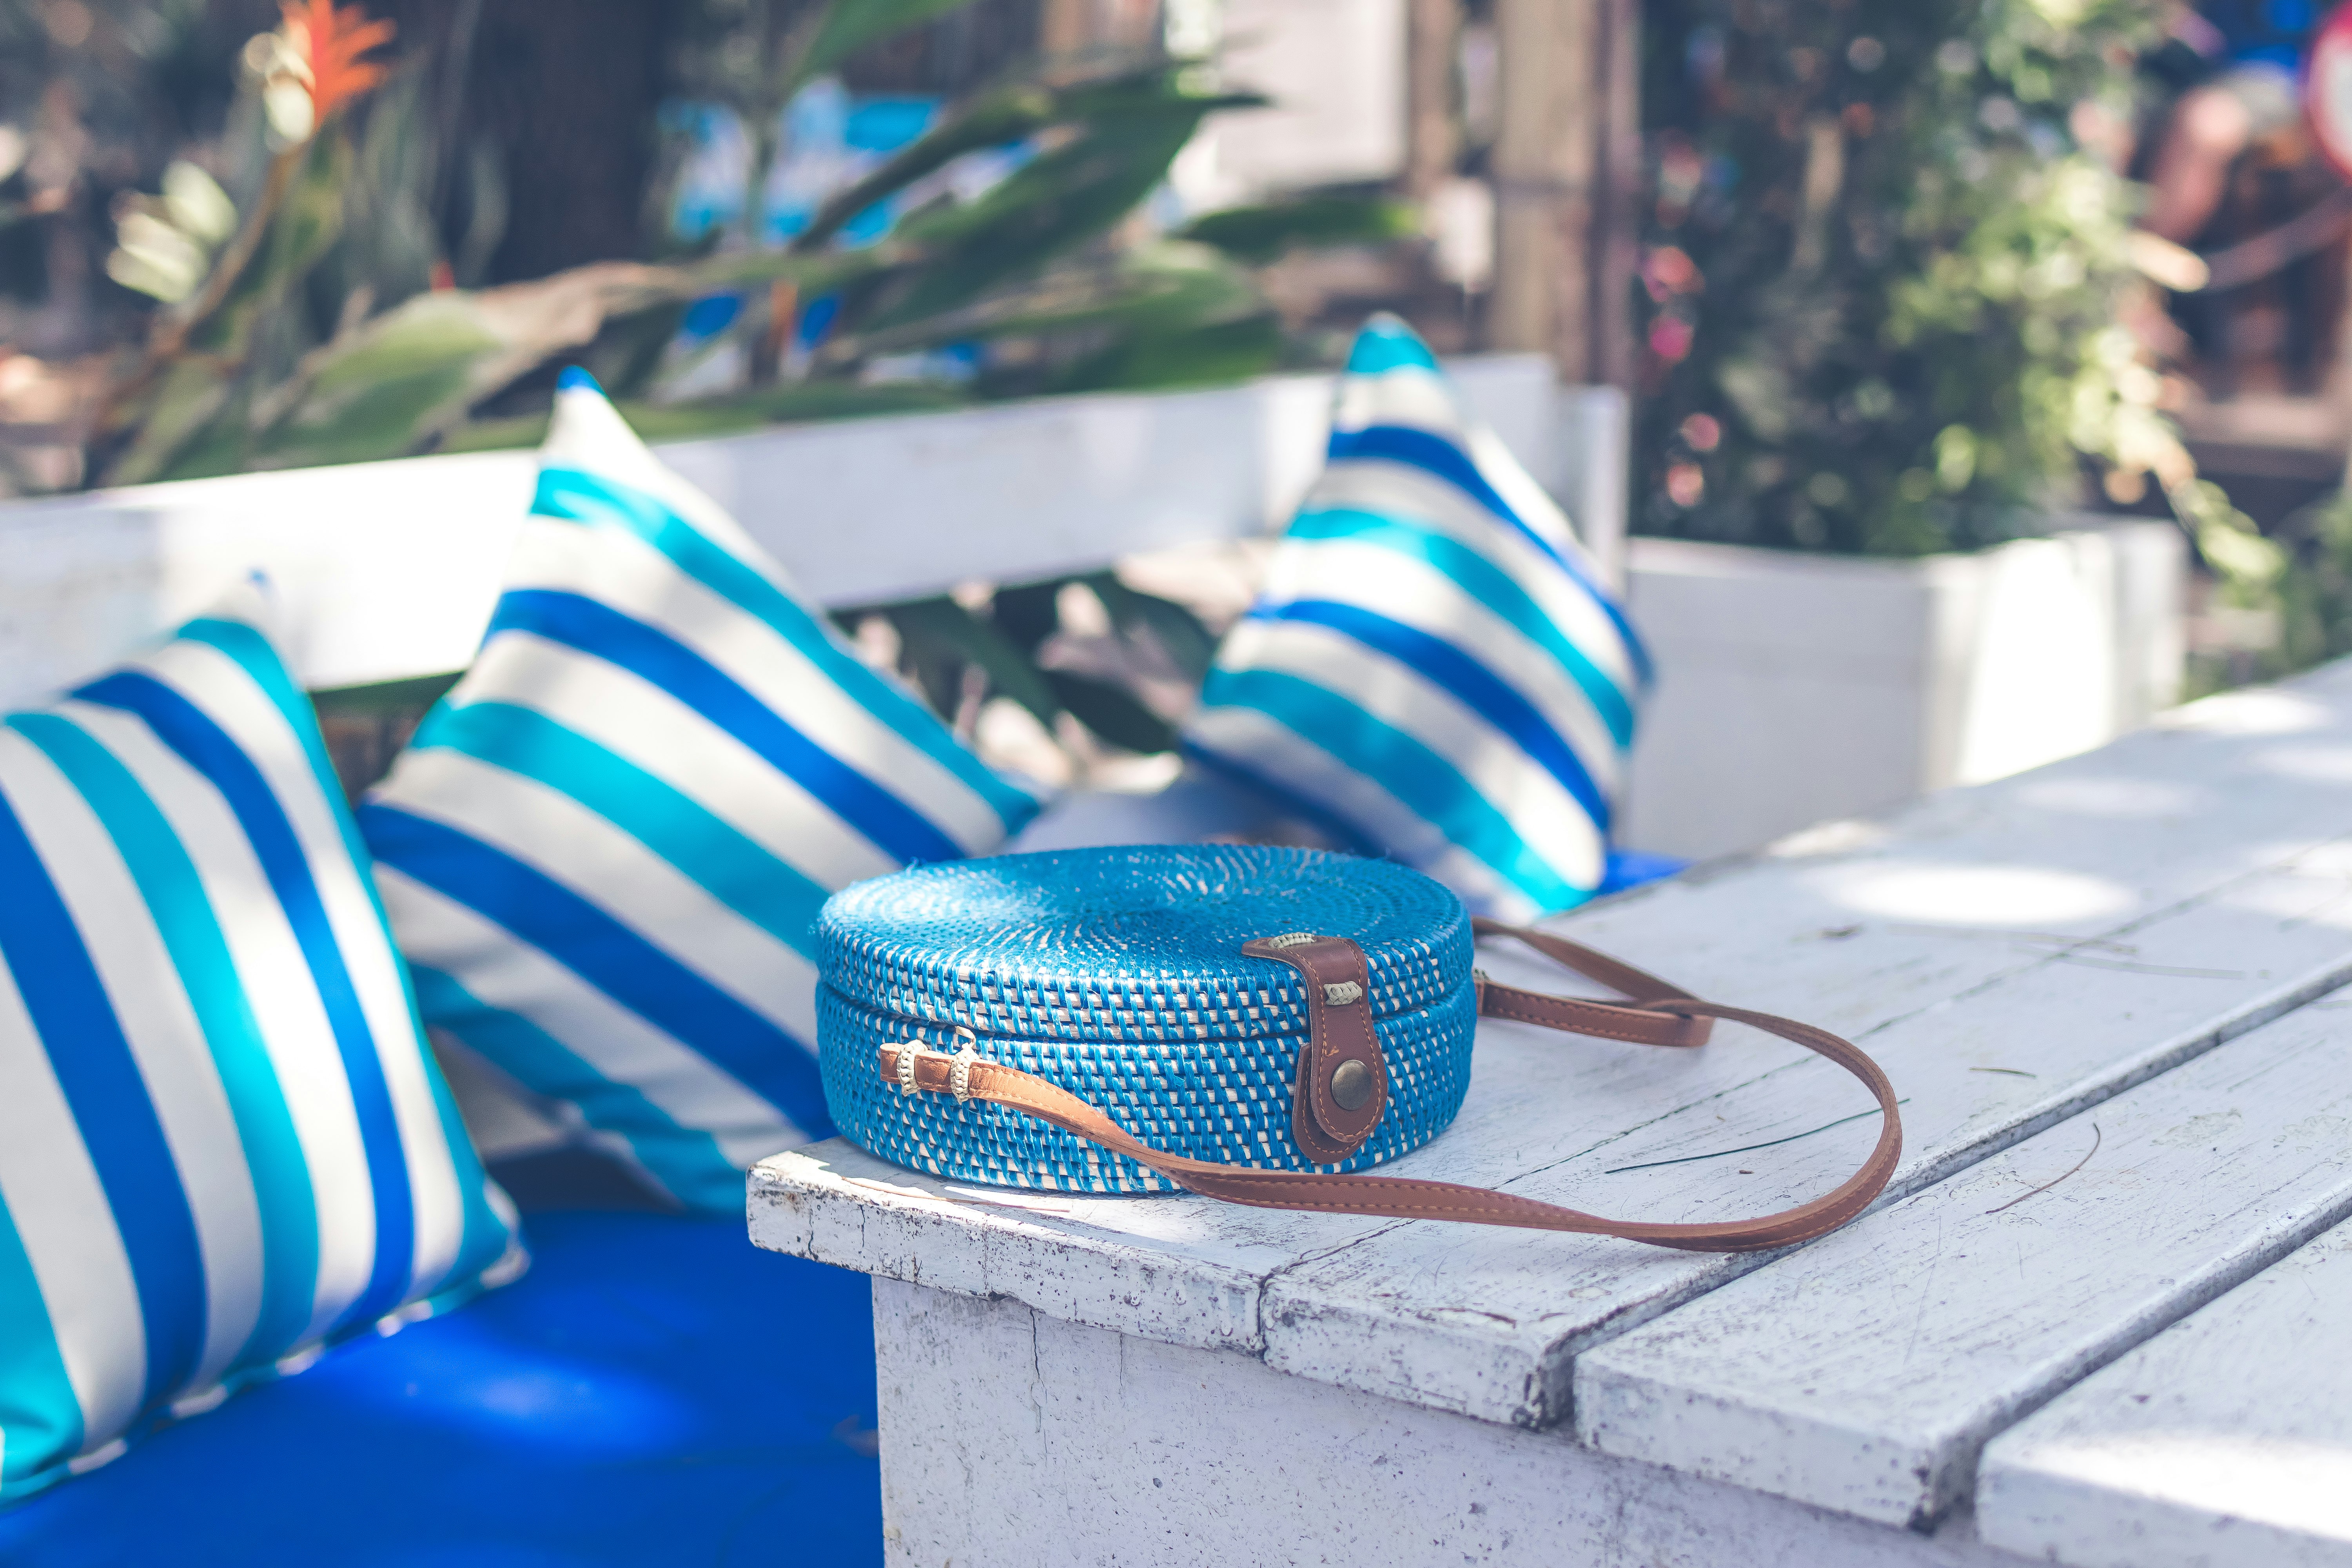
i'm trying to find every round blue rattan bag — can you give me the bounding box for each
[817,844,1475,1194]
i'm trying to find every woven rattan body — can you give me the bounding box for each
[816,846,1478,1192]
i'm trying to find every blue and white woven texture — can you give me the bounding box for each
[1183,316,1650,922]
[362,371,1040,1212]
[818,845,1476,1193]
[0,587,517,1504]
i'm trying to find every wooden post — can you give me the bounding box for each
[1491,0,1640,388]
[1042,0,1164,55]
[1041,0,1093,55]
[1405,0,1462,201]
[1597,0,1641,389]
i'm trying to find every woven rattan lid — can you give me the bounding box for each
[817,844,1470,1044]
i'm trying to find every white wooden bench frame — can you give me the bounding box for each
[0,355,1616,708]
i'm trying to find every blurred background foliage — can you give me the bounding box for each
[2,0,1417,486]
[0,0,1412,769]
[1635,0,2283,653]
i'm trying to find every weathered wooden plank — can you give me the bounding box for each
[752,1141,1282,1356]
[752,662,2352,1428]
[1250,833,2352,1426]
[1975,1218,2352,1568]
[871,1278,2042,1568]
[1572,995,2352,1528]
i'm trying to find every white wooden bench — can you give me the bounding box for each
[749,660,2352,1567]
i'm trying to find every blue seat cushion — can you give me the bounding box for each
[0,1211,880,1567]
[1597,848,1687,896]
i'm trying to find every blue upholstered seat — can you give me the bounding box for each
[0,1210,881,1567]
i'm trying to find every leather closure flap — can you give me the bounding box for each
[1243,933,1389,1163]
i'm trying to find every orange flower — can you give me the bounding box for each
[281,0,394,122]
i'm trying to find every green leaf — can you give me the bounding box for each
[104,359,241,485]
[239,263,688,469]
[203,132,350,355]
[882,596,1063,727]
[1179,194,1421,265]
[243,294,507,468]
[789,82,1067,256]
[1045,670,1176,753]
[682,242,903,295]
[1048,312,1283,395]
[789,59,1253,254]
[847,105,1234,334]
[441,379,970,453]
[822,241,1263,364]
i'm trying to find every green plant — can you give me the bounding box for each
[78,0,1423,765]
[89,0,525,482]
[634,47,1291,405]
[88,1,1396,475]
[1638,0,2277,599]
[2210,486,2352,697]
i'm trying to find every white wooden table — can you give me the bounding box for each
[751,656,2352,1567]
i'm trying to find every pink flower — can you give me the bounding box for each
[1649,316,1695,363]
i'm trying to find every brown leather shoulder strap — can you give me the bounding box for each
[876,923,1902,1253]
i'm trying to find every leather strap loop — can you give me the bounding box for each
[874,921,1902,1253]
[1469,917,1713,1049]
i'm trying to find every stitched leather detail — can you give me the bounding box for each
[1479,986,1706,1046]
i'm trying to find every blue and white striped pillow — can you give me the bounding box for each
[1183,316,1649,920]
[361,371,1040,1211]
[0,588,519,1503]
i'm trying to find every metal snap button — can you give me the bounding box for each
[1329,1057,1374,1111]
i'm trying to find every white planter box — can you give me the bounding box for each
[1620,519,2187,861]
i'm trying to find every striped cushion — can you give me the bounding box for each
[361,370,1040,1212]
[0,588,519,1504]
[1182,316,1649,921]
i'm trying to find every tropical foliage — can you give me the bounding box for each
[1636,0,2278,613]
[78,0,1410,492]
[65,0,1411,768]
